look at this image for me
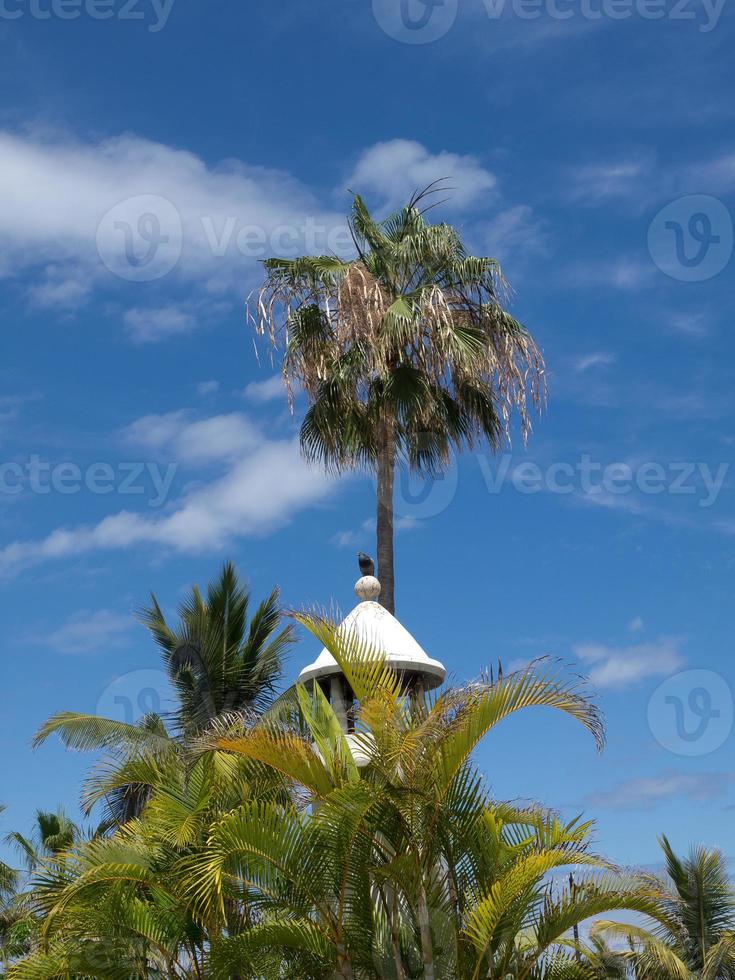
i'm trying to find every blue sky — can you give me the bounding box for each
[1,0,734,870]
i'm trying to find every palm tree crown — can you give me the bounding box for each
[591,835,735,979]
[139,560,293,738]
[34,562,294,826]
[253,189,546,613]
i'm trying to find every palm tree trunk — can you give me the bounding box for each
[335,943,354,979]
[376,416,396,614]
[390,884,407,980]
[417,878,435,980]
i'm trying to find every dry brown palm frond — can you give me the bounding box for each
[336,263,389,345]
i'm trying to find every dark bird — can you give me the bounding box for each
[357,552,375,577]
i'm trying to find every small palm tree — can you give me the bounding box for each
[1,808,82,975]
[253,190,546,613]
[591,835,735,979]
[138,560,293,738]
[34,562,294,825]
[5,807,79,872]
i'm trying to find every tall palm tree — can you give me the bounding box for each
[591,835,735,979]
[253,189,546,613]
[34,562,294,826]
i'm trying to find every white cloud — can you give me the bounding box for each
[573,636,685,689]
[0,441,331,573]
[122,410,188,451]
[27,267,93,309]
[346,139,497,212]
[565,149,735,211]
[196,380,220,397]
[0,129,347,310]
[668,311,710,339]
[0,412,335,576]
[585,771,733,810]
[685,152,735,193]
[480,204,548,265]
[244,375,286,404]
[331,514,421,549]
[123,305,198,344]
[628,616,644,633]
[567,257,656,291]
[567,157,653,205]
[123,411,259,463]
[573,352,617,373]
[0,129,530,341]
[0,392,39,432]
[39,609,131,655]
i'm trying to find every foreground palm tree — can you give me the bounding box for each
[34,562,294,825]
[253,190,546,612]
[591,835,735,979]
[7,616,675,980]
[184,614,657,978]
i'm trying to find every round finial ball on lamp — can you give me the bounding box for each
[355,575,381,602]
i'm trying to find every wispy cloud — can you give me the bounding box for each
[0,411,335,576]
[123,305,198,344]
[331,515,420,549]
[478,204,548,269]
[685,152,735,194]
[667,311,711,339]
[243,375,286,405]
[30,609,131,655]
[123,410,259,463]
[345,139,497,212]
[0,129,346,314]
[567,156,654,205]
[573,352,617,373]
[573,636,685,689]
[566,257,657,292]
[585,771,734,810]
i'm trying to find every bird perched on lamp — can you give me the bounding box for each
[357,552,375,577]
